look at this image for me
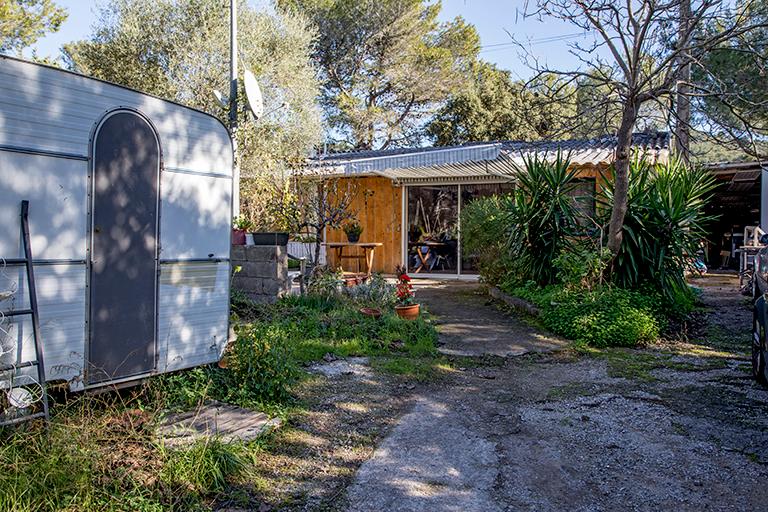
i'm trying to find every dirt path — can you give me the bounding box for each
[342,277,768,511]
[415,281,567,357]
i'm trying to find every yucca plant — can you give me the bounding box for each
[505,151,582,285]
[599,158,717,302]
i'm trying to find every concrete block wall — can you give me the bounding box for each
[231,245,290,303]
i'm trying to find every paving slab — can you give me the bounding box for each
[307,357,372,378]
[157,400,280,447]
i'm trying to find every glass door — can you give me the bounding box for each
[405,182,515,276]
[406,185,459,274]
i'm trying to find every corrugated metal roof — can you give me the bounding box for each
[307,132,670,180]
[374,154,519,184]
[312,143,501,176]
[502,132,669,167]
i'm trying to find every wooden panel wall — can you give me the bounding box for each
[326,176,403,274]
[573,164,609,208]
[325,165,607,274]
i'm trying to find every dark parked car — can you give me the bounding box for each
[751,241,768,386]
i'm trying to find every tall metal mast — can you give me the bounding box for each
[230,0,240,214]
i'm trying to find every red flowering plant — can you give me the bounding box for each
[394,265,416,306]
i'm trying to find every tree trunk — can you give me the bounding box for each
[313,226,323,268]
[313,181,325,266]
[674,0,692,163]
[606,98,639,256]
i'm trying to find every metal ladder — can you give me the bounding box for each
[0,200,49,426]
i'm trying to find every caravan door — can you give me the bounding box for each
[88,111,159,384]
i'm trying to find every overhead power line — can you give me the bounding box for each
[479,32,588,53]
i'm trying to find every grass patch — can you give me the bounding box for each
[690,324,751,356]
[371,355,454,382]
[0,288,441,510]
[152,293,440,413]
[579,346,732,381]
[544,381,598,401]
[0,394,253,512]
[232,293,438,363]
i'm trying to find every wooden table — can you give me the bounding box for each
[409,241,446,273]
[323,242,383,276]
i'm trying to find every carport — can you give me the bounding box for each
[704,161,767,269]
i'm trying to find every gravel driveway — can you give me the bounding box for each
[342,275,768,511]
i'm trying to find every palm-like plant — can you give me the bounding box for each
[505,151,581,285]
[599,158,717,299]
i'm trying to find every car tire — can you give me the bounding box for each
[753,304,768,385]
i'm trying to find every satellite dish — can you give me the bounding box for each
[243,68,264,120]
[213,89,229,109]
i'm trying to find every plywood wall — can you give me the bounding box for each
[325,166,606,274]
[326,176,402,274]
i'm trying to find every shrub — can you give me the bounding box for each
[154,366,216,410]
[461,152,583,286]
[553,247,611,292]
[542,288,660,347]
[460,194,514,284]
[220,323,299,406]
[344,273,396,307]
[599,158,716,300]
[507,284,662,347]
[307,266,343,298]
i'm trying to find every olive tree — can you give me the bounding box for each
[64,0,323,222]
[0,0,67,55]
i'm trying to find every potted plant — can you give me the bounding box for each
[394,266,419,320]
[232,215,252,245]
[344,221,363,243]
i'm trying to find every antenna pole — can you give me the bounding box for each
[230,0,240,214]
[229,0,238,131]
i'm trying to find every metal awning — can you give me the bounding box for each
[311,143,502,177]
[373,154,519,185]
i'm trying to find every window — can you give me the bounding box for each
[460,183,515,273]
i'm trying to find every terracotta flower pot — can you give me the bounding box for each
[395,303,420,320]
[359,307,382,319]
[232,228,246,245]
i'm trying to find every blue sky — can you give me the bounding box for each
[31,0,594,78]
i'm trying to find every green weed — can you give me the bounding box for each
[372,356,453,382]
[159,438,247,495]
